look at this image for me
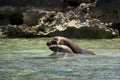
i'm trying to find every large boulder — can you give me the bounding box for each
[48,22,118,39]
[4,23,119,38]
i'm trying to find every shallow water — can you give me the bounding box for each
[0,38,120,80]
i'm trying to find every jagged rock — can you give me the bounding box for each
[93,0,120,35]
[23,10,47,26]
[3,11,119,38]
[5,24,50,37]
[6,25,35,37]
[0,3,118,38]
[47,26,118,39]
[90,0,120,23]
[47,19,119,39]
[37,11,81,31]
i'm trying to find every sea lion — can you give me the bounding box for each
[47,36,95,55]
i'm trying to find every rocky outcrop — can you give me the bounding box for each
[4,12,119,38]
[0,0,120,24]
[90,0,120,23]
[0,0,119,38]
[48,19,119,39]
[89,0,120,35]
[5,11,81,37]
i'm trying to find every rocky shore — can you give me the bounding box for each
[0,0,119,38]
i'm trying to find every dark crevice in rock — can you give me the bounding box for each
[9,12,23,25]
[67,1,80,8]
[111,23,120,36]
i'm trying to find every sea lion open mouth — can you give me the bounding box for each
[49,45,73,54]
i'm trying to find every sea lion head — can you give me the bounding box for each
[47,36,64,46]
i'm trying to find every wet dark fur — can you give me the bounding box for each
[47,36,95,55]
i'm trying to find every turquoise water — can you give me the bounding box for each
[0,38,120,80]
